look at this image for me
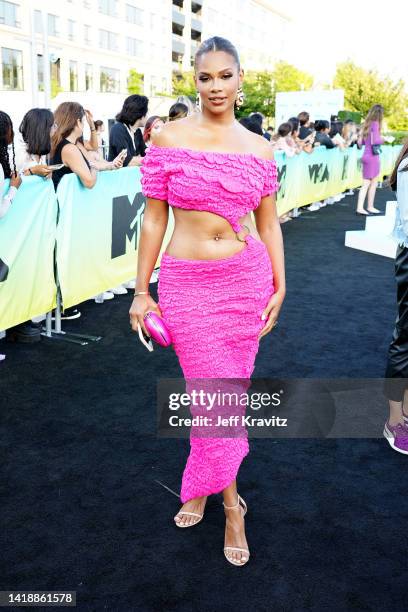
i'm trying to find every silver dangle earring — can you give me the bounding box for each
[196,91,202,112]
[234,87,244,109]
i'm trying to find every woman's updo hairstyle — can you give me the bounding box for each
[194,36,240,70]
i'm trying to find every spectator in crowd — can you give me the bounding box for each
[94,119,107,159]
[314,120,338,149]
[50,102,97,191]
[50,102,97,317]
[108,94,148,167]
[175,95,196,114]
[15,108,54,178]
[143,115,165,145]
[297,111,312,140]
[0,112,44,343]
[356,104,385,215]
[266,126,274,138]
[81,110,99,152]
[250,112,271,140]
[287,117,313,154]
[342,120,359,147]
[329,120,346,148]
[169,103,189,122]
[239,116,263,135]
[0,111,21,219]
[271,122,298,157]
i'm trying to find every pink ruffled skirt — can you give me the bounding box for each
[158,235,274,503]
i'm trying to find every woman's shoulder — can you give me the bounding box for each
[150,119,189,149]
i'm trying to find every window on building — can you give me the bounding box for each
[100,66,119,92]
[68,19,75,41]
[99,29,118,51]
[1,47,23,90]
[84,24,91,44]
[69,60,78,91]
[48,14,59,37]
[126,4,142,25]
[85,63,93,90]
[34,9,42,33]
[37,54,44,89]
[172,22,183,36]
[98,0,117,17]
[126,37,143,57]
[0,0,19,27]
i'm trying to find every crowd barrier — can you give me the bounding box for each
[0,145,402,331]
[276,144,401,214]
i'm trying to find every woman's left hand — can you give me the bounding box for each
[258,289,285,339]
[111,154,124,169]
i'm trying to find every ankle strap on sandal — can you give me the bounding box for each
[223,496,240,510]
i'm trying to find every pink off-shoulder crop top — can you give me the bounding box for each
[140,144,279,234]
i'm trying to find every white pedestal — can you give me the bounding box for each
[345,201,398,259]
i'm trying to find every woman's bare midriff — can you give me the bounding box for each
[164,209,262,260]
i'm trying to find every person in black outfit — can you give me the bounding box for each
[50,102,96,191]
[108,94,148,167]
[249,112,271,141]
[314,120,337,149]
[297,111,312,140]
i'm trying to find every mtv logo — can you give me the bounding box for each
[0,258,9,282]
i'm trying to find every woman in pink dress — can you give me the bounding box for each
[129,37,285,566]
[356,104,385,215]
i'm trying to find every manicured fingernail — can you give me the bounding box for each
[261,314,266,320]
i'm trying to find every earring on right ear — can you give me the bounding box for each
[234,87,244,109]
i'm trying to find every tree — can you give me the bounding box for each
[236,63,313,119]
[169,61,313,120]
[272,61,313,94]
[334,60,406,118]
[127,70,144,94]
[235,71,275,118]
[172,70,196,98]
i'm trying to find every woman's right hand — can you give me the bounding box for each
[10,172,22,189]
[129,294,162,336]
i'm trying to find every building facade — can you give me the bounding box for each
[1,0,291,126]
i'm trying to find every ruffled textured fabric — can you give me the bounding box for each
[140,144,279,232]
[140,144,278,503]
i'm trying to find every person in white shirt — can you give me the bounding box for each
[0,110,21,218]
[15,108,55,178]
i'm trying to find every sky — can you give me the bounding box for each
[272,0,408,86]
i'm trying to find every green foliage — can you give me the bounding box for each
[127,70,144,94]
[334,60,407,118]
[272,61,313,94]
[238,62,313,118]
[172,70,196,97]
[171,62,314,120]
[235,71,275,118]
[338,110,362,124]
[51,78,62,99]
[385,130,408,145]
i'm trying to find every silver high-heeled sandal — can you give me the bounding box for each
[174,497,207,528]
[223,494,250,566]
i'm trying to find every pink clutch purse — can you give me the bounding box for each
[143,311,172,347]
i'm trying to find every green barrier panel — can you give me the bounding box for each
[0,176,58,330]
[275,145,402,215]
[56,167,174,309]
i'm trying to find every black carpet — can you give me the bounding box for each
[1,188,407,612]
